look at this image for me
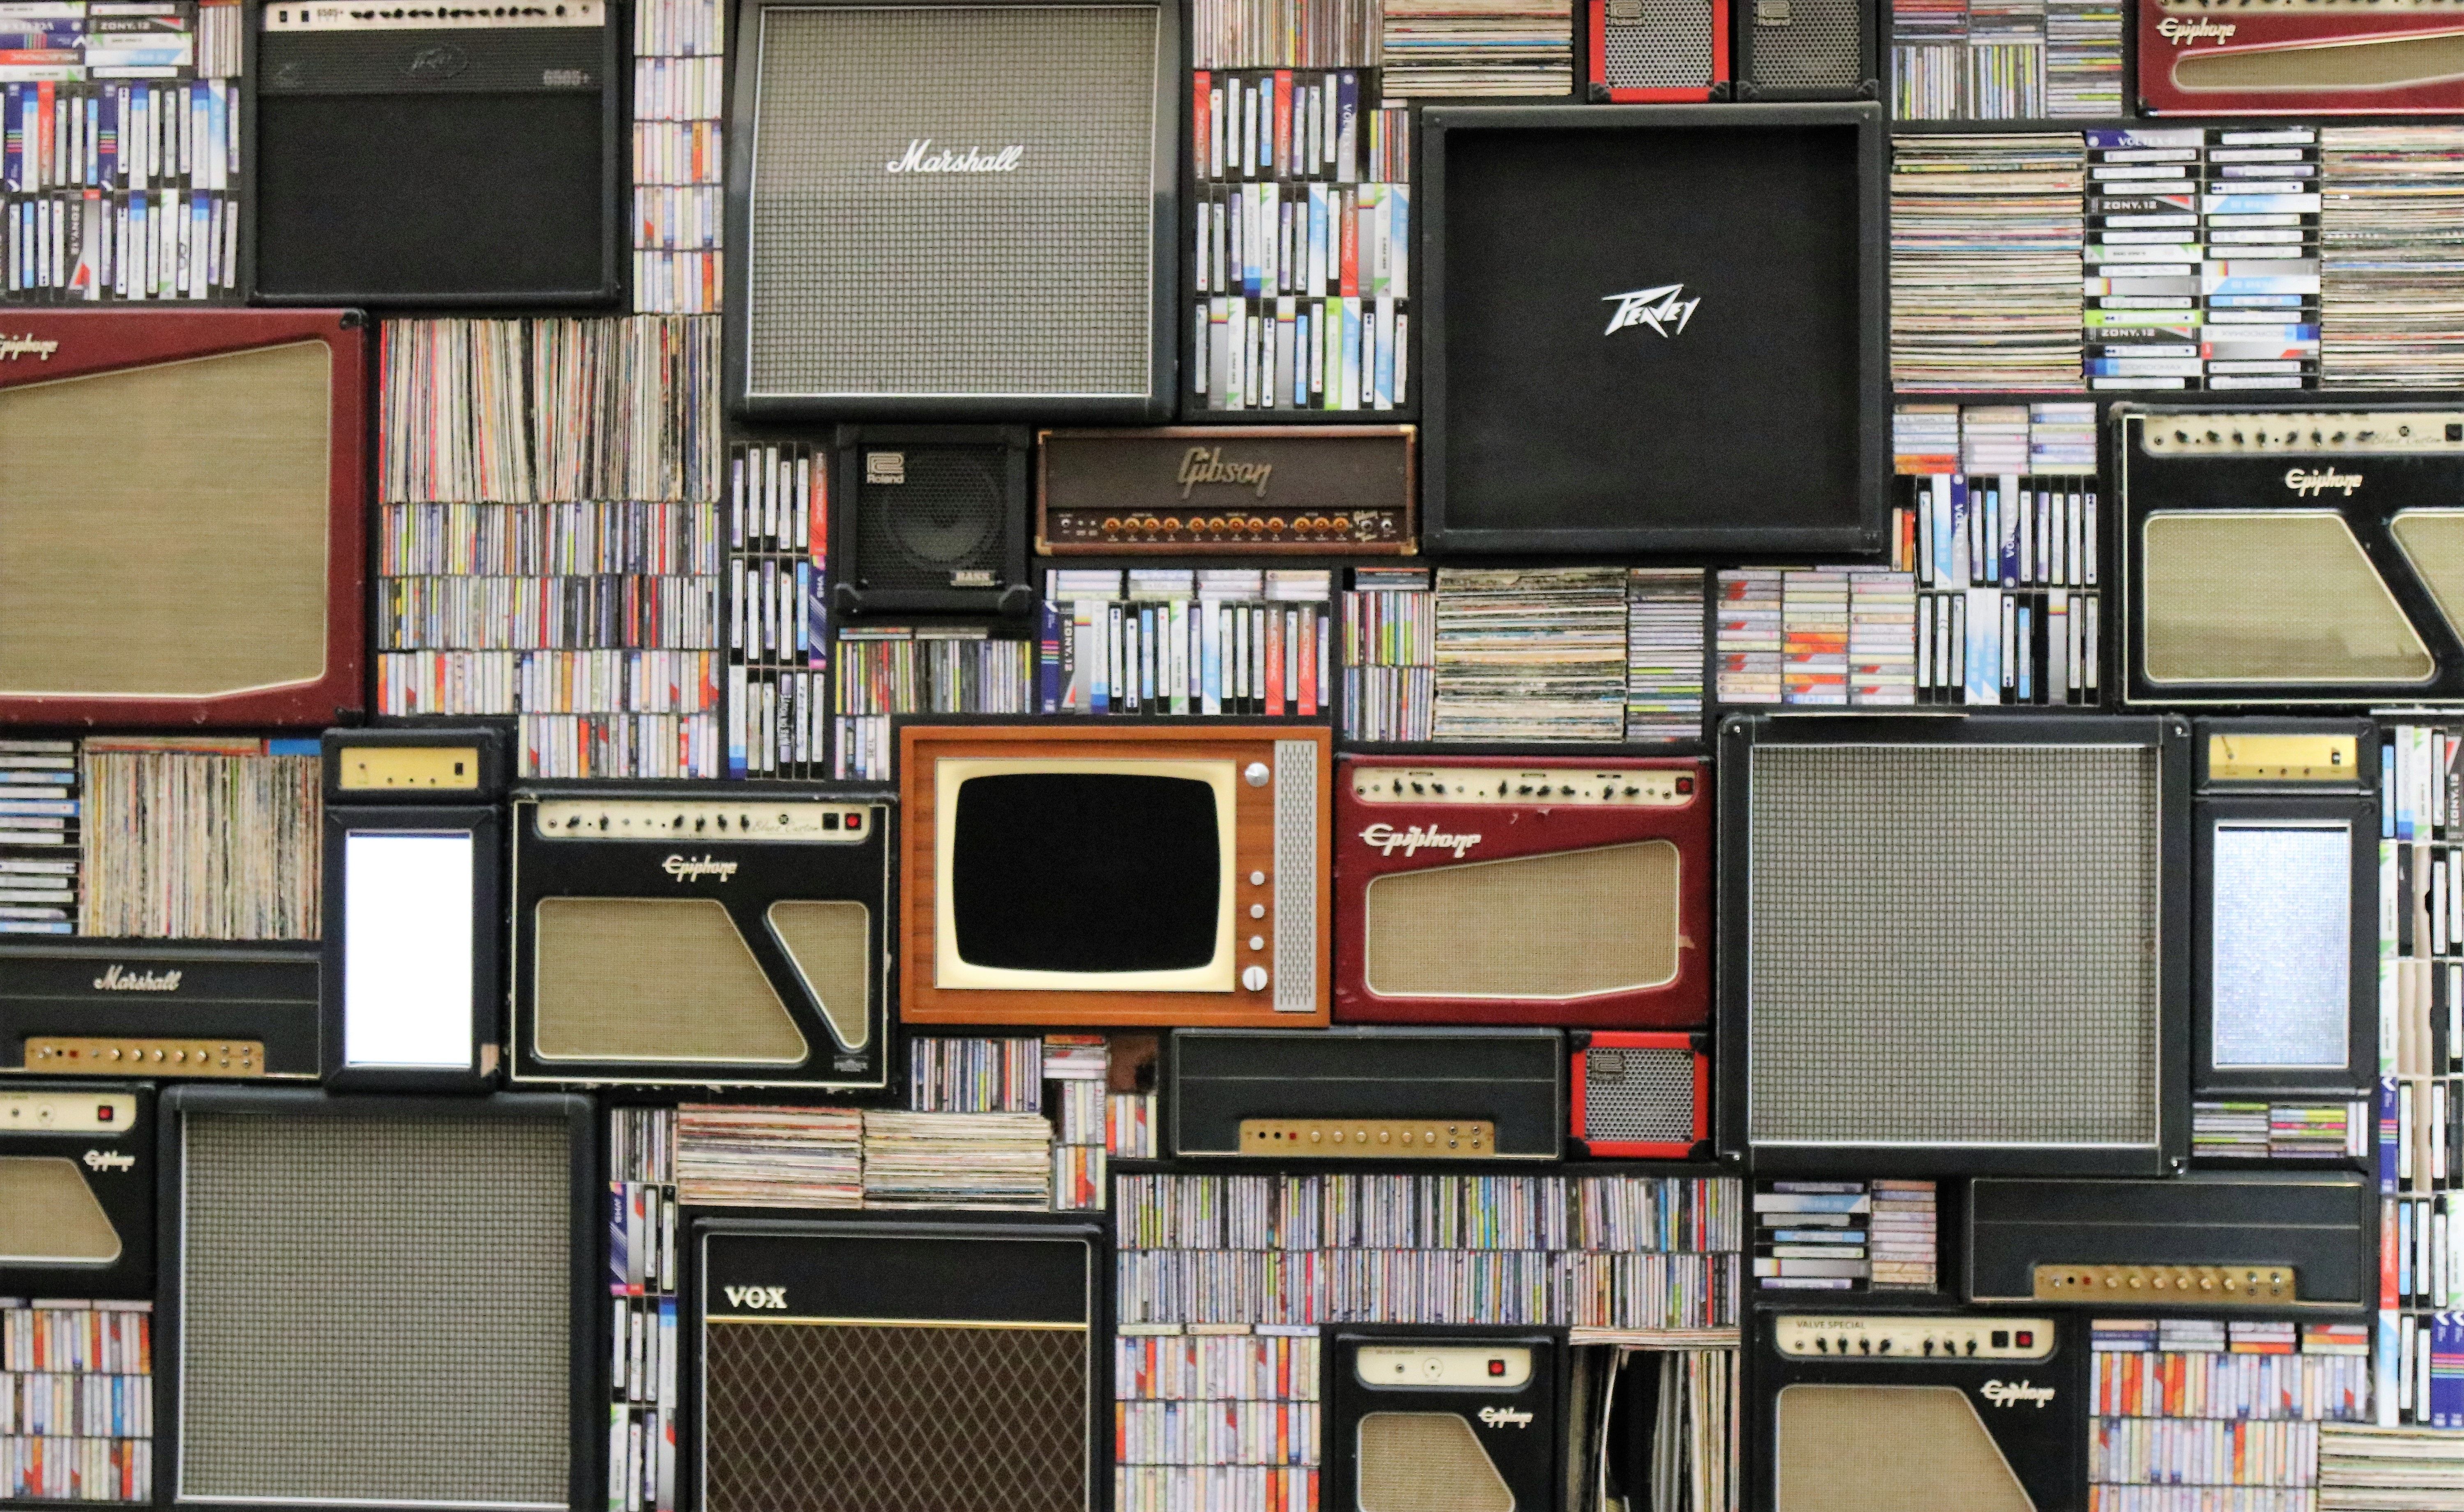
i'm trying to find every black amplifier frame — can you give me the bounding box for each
[1168,1026,1567,1159]
[0,938,322,1082]
[1324,1324,1563,1512]
[0,1079,155,1301]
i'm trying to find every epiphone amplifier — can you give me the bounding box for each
[0,310,367,727]
[1168,1028,1564,1159]
[1733,0,1877,100]
[1586,0,1730,102]
[1570,1031,1709,1158]
[1333,756,1711,1028]
[727,0,1178,421]
[696,1217,1104,1512]
[832,426,1035,617]
[1967,1172,2377,1311]
[1327,1330,1558,1512]
[509,785,890,1091]
[0,1084,152,1300]
[0,940,320,1080]
[2140,0,2464,114]
[1036,426,1417,555]
[159,1087,594,1510]
[2118,407,2464,707]
[1751,1311,2081,1512]
[252,0,620,304]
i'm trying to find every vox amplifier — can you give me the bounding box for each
[1327,1330,1559,1512]
[2139,0,2464,114]
[1036,426,1417,555]
[1570,1031,1710,1159]
[0,1082,152,1300]
[0,940,321,1080]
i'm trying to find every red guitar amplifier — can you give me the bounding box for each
[1332,756,1712,1028]
[2139,0,2464,114]
[1570,1031,1709,1158]
[1585,0,1731,102]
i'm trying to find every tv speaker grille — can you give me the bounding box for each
[1274,739,1320,1015]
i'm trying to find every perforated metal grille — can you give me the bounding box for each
[1273,740,1320,1015]
[853,446,1008,589]
[1746,743,2161,1151]
[702,1321,1088,1512]
[1604,0,1714,89]
[1582,1047,1697,1143]
[1746,0,1862,88]
[745,5,1158,402]
[177,1110,573,1507]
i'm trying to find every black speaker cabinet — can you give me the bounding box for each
[831,426,1035,617]
[0,1082,153,1301]
[1733,0,1877,101]
[1327,1328,1560,1512]
[1419,104,1887,557]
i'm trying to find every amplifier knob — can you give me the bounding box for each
[1163,518,1182,533]
[1242,966,1269,992]
[1102,518,1121,535]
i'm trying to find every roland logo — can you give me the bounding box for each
[83,1149,135,1173]
[2285,467,2362,498]
[93,964,180,992]
[1603,283,1699,338]
[663,854,739,882]
[1477,1406,1534,1429]
[1981,1380,2057,1409]
[1177,446,1273,499]
[0,334,59,361]
[885,139,1025,174]
[1359,822,1482,859]
[2157,15,2235,44]
[724,1285,788,1309]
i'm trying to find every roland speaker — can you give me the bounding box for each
[727,0,1178,421]
[1586,0,1731,102]
[831,427,1035,617]
[1328,1330,1559,1512]
[0,1083,152,1300]
[1733,0,1876,100]
[1570,1031,1709,1158]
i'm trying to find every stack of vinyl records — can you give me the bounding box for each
[860,1111,1054,1210]
[1377,0,1571,98]
[1431,568,1627,742]
[0,738,78,936]
[2043,0,2121,117]
[1622,569,1705,743]
[2321,127,2464,389]
[79,736,322,941]
[1891,136,2085,391]
[2319,1425,2464,1508]
[675,1106,862,1208]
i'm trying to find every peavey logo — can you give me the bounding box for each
[1603,283,1700,338]
[0,335,59,361]
[1359,822,1482,859]
[1178,446,1273,499]
[2285,467,2363,498]
[404,42,469,80]
[1477,1407,1534,1429]
[663,854,739,882]
[1981,1380,2057,1409]
[885,139,1024,174]
[2157,15,2235,44]
[723,1286,787,1310]
[93,964,180,992]
[83,1150,135,1173]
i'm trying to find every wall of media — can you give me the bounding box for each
[0,0,2459,1507]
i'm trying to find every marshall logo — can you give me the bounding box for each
[0,335,59,361]
[1981,1380,2057,1409]
[2156,15,2235,44]
[1602,283,1700,338]
[1477,1406,1534,1429]
[1359,822,1482,859]
[83,1149,135,1173]
[93,964,180,992]
[663,854,739,882]
[723,1285,788,1309]
[2285,467,2363,498]
[1177,446,1273,499]
[885,139,1025,174]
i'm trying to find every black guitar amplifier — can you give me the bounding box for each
[1327,1329,1559,1512]
[0,939,320,1080]
[831,426,1035,617]
[1169,1028,1565,1159]
[0,1082,153,1300]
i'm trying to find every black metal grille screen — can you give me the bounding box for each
[1746,743,2162,1150]
[854,446,1008,589]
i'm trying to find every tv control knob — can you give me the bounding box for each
[1244,762,1270,787]
[1242,966,1269,992]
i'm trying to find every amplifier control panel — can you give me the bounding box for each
[334,744,483,792]
[532,799,872,842]
[2134,410,2464,456]
[1042,507,1410,550]
[1355,1344,1534,1389]
[2034,1263,2296,1305]
[1238,1118,1495,1156]
[1349,767,1695,805]
[0,1089,138,1132]
[24,1038,264,1077]
[1774,1314,2058,1361]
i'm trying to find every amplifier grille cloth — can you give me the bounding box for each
[1356,1413,1514,1512]
[1775,1385,2034,1512]
[533,897,810,1063]
[746,6,1156,401]
[0,1156,121,1264]
[1747,744,2160,1148]
[1274,739,1319,1015]
[1747,0,1861,86]
[1364,841,1678,999]
[2388,510,2464,636]
[702,1320,1086,1512]
[177,1111,571,1507]
[1604,0,1714,88]
[0,343,329,699]
[2175,31,2464,89]
[855,446,1005,589]
[2142,512,2431,685]
[1583,1047,1696,1143]
[767,899,871,1049]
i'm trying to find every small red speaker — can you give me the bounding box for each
[1586,0,1730,102]
[1571,1031,1709,1158]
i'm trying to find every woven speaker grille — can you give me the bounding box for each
[854,447,1006,589]
[1364,842,1679,999]
[1356,1413,1514,1512]
[1582,1047,1697,1144]
[1775,1385,2035,1512]
[1746,0,1862,87]
[2389,510,2464,645]
[702,1320,1087,1512]
[2142,512,2432,685]
[1746,743,2160,1149]
[177,1109,572,1507]
[767,900,871,1050]
[0,1156,120,1264]
[2176,30,2464,88]
[532,897,809,1064]
[745,5,1157,402]
[0,343,329,699]
[1604,0,1713,88]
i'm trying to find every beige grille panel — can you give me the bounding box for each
[2391,510,2464,645]
[768,900,871,1051]
[1775,1385,2035,1512]
[532,897,809,1064]
[2142,512,2433,685]
[1357,1413,1514,1512]
[1364,842,1680,999]
[2175,31,2464,89]
[0,343,330,698]
[0,1156,120,1264]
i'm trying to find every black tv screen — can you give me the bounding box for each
[950,772,1221,973]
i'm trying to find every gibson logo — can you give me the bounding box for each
[663,854,739,882]
[723,1286,787,1309]
[93,964,180,992]
[0,335,59,361]
[1603,283,1700,338]
[1981,1380,2057,1409]
[83,1150,135,1173]
[1359,822,1482,859]
[2157,15,2234,44]
[1477,1407,1534,1429]
[1178,446,1273,499]
[885,139,1024,174]
[2285,467,2362,498]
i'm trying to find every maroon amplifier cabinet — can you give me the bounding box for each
[2139,0,2464,115]
[1333,755,1712,1028]
[1569,1030,1710,1158]
[0,309,369,728]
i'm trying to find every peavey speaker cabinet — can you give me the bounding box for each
[1328,1330,1559,1512]
[727,0,1178,421]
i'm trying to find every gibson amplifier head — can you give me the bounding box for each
[832,426,1035,617]
[1586,0,1732,102]
[2140,0,2464,114]
[1571,1031,1709,1158]
[510,785,890,1091]
[727,0,1178,421]
[1328,1330,1558,1512]
[1334,755,1711,1028]
[1169,1028,1565,1159]
[0,1083,152,1300]
[0,940,321,1081]
[1037,426,1418,555]
[0,311,368,728]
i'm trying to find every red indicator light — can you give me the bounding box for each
[1675,777,1694,794]
[1488,1359,1506,1377]
[846,814,863,831]
[95,1105,113,1122]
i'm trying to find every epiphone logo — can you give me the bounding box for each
[0,335,59,361]
[1981,1380,2057,1409]
[663,854,739,882]
[1477,1406,1533,1429]
[2157,15,2235,44]
[885,139,1024,174]
[83,1150,135,1173]
[93,964,180,992]
[1178,447,1273,499]
[724,1286,787,1309]
[1359,822,1482,859]
[2285,467,2362,498]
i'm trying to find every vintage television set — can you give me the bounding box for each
[1333,755,1711,1027]
[899,723,1333,1026]
[2138,0,2464,115]
[0,310,368,727]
